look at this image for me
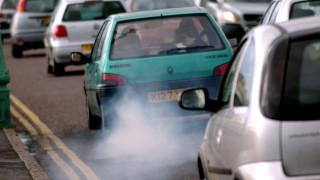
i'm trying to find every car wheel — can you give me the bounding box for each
[12,45,23,58]
[198,157,206,180]
[47,57,53,74]
[100,101,116,130]
[53,60,64,76]
[87,100,102,130]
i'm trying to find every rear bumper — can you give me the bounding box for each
[237,161,320,180]
[51,44,91,64]
[95,77,222,117]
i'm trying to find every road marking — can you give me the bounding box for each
[10,94,100,180]
[10,105,81,180]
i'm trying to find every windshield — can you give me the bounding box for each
[62,2,125,21]
[131,0,195,12]
[24,0,59,12]
[110,15,225,60]
[225,0,271,3]
[1,0,18,9]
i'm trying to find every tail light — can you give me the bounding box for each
[101,73,128,86]
[213,62,229,76]
[17,0,25,12]
[0,13,4,18]
[54,25,68,38]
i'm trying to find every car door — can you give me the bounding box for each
[206,38,248,179]
[85,20,109,116]
[219,38,256,169]
[207,38,255,179]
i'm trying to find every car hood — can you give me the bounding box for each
[222,2,269,15]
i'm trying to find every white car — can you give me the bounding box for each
[205,0,271,41]
[43,0,126,76]
[0,0,18,40]
[261,0,320,24]
[179,15,320,180]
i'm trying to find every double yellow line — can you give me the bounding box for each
[10,94,99,180]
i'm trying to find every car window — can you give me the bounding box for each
[221,39,248,103]
[282,39,320,120]
[91,20,109,62]
[24,0,59,12]
[131,0,194,11]
[233,39,255,106]
[261,1,277,24]
[268,1,282,24]
[62,2,125,22]
[110,15,225,60]
[290,1,320,19]
[1,0,18,9]
[225,0,271,3]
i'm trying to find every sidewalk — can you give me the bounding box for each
[0,127,48,180]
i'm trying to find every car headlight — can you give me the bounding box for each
[222,11,237,23]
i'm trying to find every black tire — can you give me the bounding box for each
[12,45,23,58]
[198,157,206,180]
[87,102,102,130]
[53,60,64,76]
[47,57,53,74]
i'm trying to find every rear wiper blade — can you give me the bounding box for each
[167,45,215,53]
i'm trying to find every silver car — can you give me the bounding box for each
[10,0,59,58]
[0,0,18,40]
[179,16,320,180]
[261,0,320,24]
[43,0,126,76]
[205,0,271,41]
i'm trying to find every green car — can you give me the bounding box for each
[0,36,10,128]
[71,7,234,129]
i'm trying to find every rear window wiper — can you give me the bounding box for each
[166,45,215,54]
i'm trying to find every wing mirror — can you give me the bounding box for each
[179,88,225,112]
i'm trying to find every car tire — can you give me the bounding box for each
[198,157,206,180]
[47,57,53,74]
[12,45,23,58]
[87,100,102,130]
[53,60,64,76]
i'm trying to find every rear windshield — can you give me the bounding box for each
[1,0,18,9]
[131,0,194,12]
[62,1,125,21]
[281,39,320,120]
[290,1,320,19]
[110,15,225,60]
[24,0,59,12]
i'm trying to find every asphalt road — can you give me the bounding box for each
[4,38,210,180]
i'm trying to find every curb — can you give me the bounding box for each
[3,128,49,180]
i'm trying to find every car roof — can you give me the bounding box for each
[250,15,320,41]
[63,0,123,4]
[109,6,207,21]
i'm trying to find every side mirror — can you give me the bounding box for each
[70,52,90,65]
[179,88,225,112]
[179,88,208,110]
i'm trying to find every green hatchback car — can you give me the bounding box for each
[71,7,234,129]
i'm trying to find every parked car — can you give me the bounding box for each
[261,0,320,24]
[0,35,10,128]
[43,0,126,76]
[70,7,235,129]
[205,0,271,41]
[179,15,320,180]
[127,0,196,12]
[0,0,18,40]
[10,0,59,58]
